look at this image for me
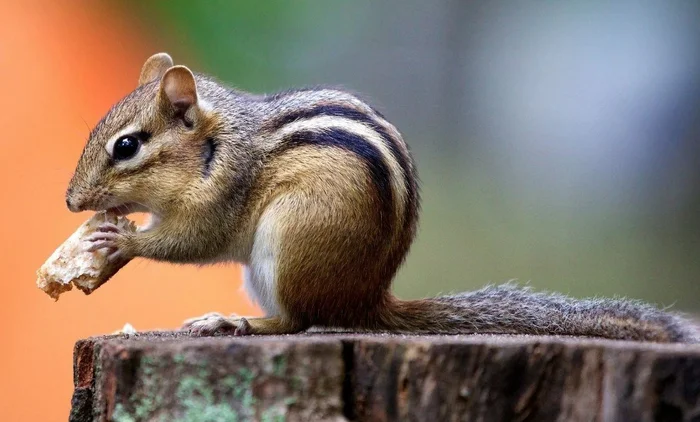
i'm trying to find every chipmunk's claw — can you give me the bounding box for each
[181,312,249,336]
[95,223,121,233]
[233,317,251,336]
[84,223,131,263]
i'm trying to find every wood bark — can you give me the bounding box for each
[69,332,700,421]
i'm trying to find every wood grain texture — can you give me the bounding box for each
[70,332,700,422]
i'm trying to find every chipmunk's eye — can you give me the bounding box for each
[113,135,140,160]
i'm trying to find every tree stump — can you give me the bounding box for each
[69,332,700,421]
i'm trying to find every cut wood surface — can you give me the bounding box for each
[70,331,700,422]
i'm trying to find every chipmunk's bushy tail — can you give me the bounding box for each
[379,283,699,343]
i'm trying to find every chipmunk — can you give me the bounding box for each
[65,52,699,343]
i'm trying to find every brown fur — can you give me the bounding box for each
[376,284,698,343]
[65,52,699,344]
[246,146,392,330]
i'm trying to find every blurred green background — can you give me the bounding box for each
[126,1,699,310]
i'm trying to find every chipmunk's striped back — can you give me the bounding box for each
[204,87,424,328]
[257,88,419,265]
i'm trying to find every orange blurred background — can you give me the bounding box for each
[0,2,258,420]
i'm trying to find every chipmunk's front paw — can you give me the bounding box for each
[181,312,252,336]
[84,223,134,263]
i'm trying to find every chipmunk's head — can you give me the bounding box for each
[66,53,219,218]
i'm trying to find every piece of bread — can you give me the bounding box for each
[112,322,137,335]
[36,211,136,300]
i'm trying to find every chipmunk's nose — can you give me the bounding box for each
[66,190,83,213]
[66,197,78,212]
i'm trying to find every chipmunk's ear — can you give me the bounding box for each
[138,53,174,86]
[158,65,199,123]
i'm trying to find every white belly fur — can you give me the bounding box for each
[242,207,281,317]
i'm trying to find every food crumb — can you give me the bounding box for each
[112,322,137,335]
